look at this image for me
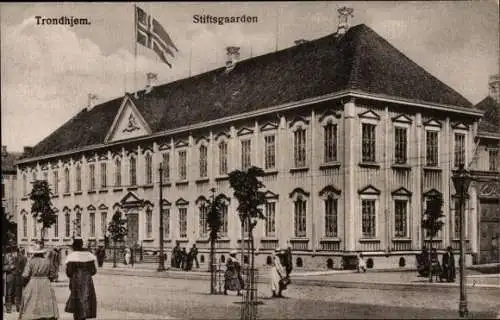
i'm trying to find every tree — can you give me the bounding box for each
[107,211,127,268]
[228,166,267,303]
[2,207,17,249]
[207,188,225,294]
[422,193,445,282]
[29,180,57,247]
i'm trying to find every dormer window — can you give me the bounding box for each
[145,153,153,185]
[294,128,306,167]
[324,122,338,163]
[454,133,466,168]
[362,123,376,162]
[129,156,137,186]
[199,145,208,178]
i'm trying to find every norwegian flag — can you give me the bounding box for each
[136,6,178,68]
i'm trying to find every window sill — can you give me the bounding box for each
[290,238,309,242]
[320,237,341,242]
[162,239,172,242]
[175,181,189,186]
[51,195,59,199]
[113,188,123,192]
[392,238,412,242]
[87,190,96,194]
[217,238,230,242]
[263,169,278,176]
[161,182,172,187]
[127,186,138,191]
[21,197,28,201]
[63,238,72,241]
[63,193,71,197]
[74,191,83,195]
[319,162,341,170]
[359,162,380,169]
[143,238,154,242]
[423,166,442,171]
[21,238,28,242]
[260,237,278,241]
[177,238,189,242]
[142,184,154,189]
[51,238,60,242]
[195,178,210,184]
[391,164,412,170]
[215,175,229,181]
[289,167,309,173]
[98,189,109,194]
[88,237,96,241]
[196,238,210,243]
[31,238,38,242]
[359,238,380,242]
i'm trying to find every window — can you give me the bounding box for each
[361,199,376,238]
[426,131,439,166]
[241,140,252,170]
[178,151,187,180]
[394,127,407,164]
[146,208,152,238]
[162,153,170,182]
[65,212,70,238]
[53,214,58,238]
[362,123,376,162]
[75,211,82,237]
[22,214,27,238]
[162,208,170,238]
[33,216,37,237]
[89,164,95,191]
[294,129,306,167]
[394,200,408,237]
[64,168,70,193]
[264,135,276,170]
[294,198,307,237]
[220,203,228,237]
[454,198,460,239]
[43,171,48,182]
[101,212,107,238]
[32,171,36,183]
[89,211,96,237]
[324,123,337,163]
[129,157,137,185]
[324,197,338,237]
[199,145,208,178]
[179,208,187,238]
[145,154,153,184]
[53,171,59,194]
[75,165,82,192]
[219,142,228,175]
[22,174,27,195]
[454,133,466,167]
[100,162,107,188]
[489,150,498,171]
[114,158,122,187]
[265,202,276,237]
[199,205,208,238]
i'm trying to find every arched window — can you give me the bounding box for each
[75,209,82,237]
[22,214,28,238]
[53,211,59,238]
[145,207,153,238]
[218,141,228,175]
[129,156,137,186]
[145,153,153,185]
[114,158,121,187]
[199,145,208,178]
[65,211,71,238]
[64,167,70,193]
[75,164,82,192]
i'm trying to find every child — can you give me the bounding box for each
[357,252,366,273]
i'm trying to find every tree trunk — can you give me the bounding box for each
[249,223,255,302]
[210,236,215,294]
[113,240,117,268]
[428,235,433,283]
[40,226,45,248]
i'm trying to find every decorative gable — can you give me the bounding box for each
[120,191,143,208]
[423,188,442,198]
[358,110,381,120]
[319,109,342,123]
[175,140,189,148]
[288,115,309,128]
[289,188,310,199]
[161,199,171,207]
[423,119,442,128]
[98,204,108,210]
[319,185,342,197]
[105,95,152,143]
[87,205,96,211]
[195,136,210,145]
[175,198,189,206]
[158,142,171,151]
[237,127,254,136]
[358,185,381,195]
[143,200,154,207]
[392,114,413,124]
[74,205,82,212]
[452,122,469,130]
[264,190,279,199]
[260,121,279,132]
[391,187,412,197]
[215,131,231,140]
[195,195,208,205]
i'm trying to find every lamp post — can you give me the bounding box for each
[451,164,472,319]
[157,164,166,271]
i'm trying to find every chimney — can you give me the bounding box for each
[488,74,500,103]
[145,72,158,94]
[2,145,7,156]
[23,146,33,156]
[337,7,354,35]
[294,39,308,46]
[225,46,240,72]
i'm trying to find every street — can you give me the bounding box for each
[5,270,500,319]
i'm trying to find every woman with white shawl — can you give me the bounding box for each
[270,248,286,298]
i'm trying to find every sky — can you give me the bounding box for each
[1,1,498,153]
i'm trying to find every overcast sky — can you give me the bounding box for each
[1,1,498,152]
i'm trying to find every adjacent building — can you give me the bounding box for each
[2,146,24,223]
[16,21,489,269]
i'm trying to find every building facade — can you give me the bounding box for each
[2,146,24,222]
[16,23,487,269]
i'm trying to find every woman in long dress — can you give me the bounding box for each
[270,248,286,298]
[224,250,242,296]
[18,243,59,320]
[124,248,131,266]
[64,238,97,320]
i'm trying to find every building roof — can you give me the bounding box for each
[2,151,23,174]
[27,24,472,159]
[475,96,499,135]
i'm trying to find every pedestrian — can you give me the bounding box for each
[284,245,293,279]
[13,246,28,313]
[64,238,97,320]
[3,246,16,313]
[18,242,59,320]
[124,247,131,266]
[430,248,441,282]
[96,246,106,267]
[357,252,366,273]
[442,246,456,282]
[190,244,199,269]
[181,248,188,270]
[224,250,242,296]
[172,242,180,268]
[270,248,287,298]
[48,248,61,282]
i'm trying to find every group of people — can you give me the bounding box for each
[171,243,199,271]
[3,238,98,320]
[417,246,456,282]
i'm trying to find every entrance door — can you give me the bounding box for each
[126,213,139,247]
[479,200,500,264]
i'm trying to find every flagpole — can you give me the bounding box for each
[134,3,138,97]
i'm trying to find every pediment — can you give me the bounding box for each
[195,195,208,205]
[143,200,154,208]
[120,191,143,206]
[41,163,49,170]
[358,110,381,120]
[161,199,172,207]
[423,119,442,128]
[112,203,122,210]
[288,116,309,128]
[175,198,189,206]
[62,206,71,212]
[175,140,189,148]
[98,154,108,161]
[391,187,412,197]
[319,109,342,123]
[105,95,152,143]
[74,205,82,212]
[260,121,279,132]
[358,185,381,195]
[423,188,442,198]
[215,131,231,140]
[237,127,254,136]
[158,142,171,151]
[87,205,96,211]
[392,114,413,124]
[452,122,469,130]
[217,193,231,203]
[195,136,210,145]
[98,204,108,210]
[140,145,154,154]
[289,188,310,199]
[319,185,342,197]
[264,190,279,199]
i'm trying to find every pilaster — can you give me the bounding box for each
[343,98,356,252]
[443,117,451,246]
[310,109,316,252]
[414,113,423,250]
[278,115,288,249]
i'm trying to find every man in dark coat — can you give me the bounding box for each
[13,247,27,312]
[190,244,199,269]
[65,238,97,320]
[284,246,293,279]
[172,243,180,268]
[181,248,188,270]
[96,246,106,267]
[442,246,456,282]
[3,247,16,313]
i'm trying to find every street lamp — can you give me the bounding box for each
[451,164,472,319]
[157,164,166,271]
